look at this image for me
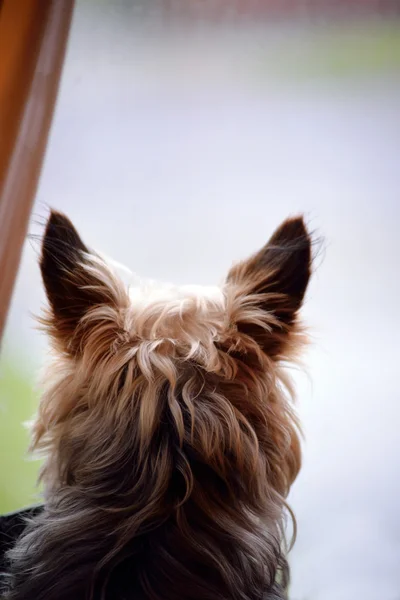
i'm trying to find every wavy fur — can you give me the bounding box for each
[4,212,312,600]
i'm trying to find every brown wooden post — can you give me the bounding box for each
[0,0,74,345]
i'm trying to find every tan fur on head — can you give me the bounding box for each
[6,211,313,600]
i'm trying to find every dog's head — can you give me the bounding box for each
[29,210,312,599]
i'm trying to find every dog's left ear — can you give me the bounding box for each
[226,216,312,357]
[40,210,127,353]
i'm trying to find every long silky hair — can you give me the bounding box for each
[5,212,312,600]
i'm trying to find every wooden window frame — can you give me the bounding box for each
[0,0,74,343]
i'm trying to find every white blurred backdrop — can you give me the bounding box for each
[2,2,400,599]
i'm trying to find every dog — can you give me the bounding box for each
[4,211,312,600]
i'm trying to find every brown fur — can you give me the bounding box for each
[4,211,312,600]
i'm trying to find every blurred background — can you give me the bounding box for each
[1,1,400,599]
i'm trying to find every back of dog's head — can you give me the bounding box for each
[6,212,312,600]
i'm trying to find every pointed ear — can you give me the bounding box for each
[40,211,127,353]
[226,216,312,357]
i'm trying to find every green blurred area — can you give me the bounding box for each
[310,23,400,76]
[0,359,42,513]
[257,22,400,80]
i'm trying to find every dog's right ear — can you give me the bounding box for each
[226,216,312,359]
[40,211,128,353]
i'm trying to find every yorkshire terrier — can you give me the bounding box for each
[3,211,312,600]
